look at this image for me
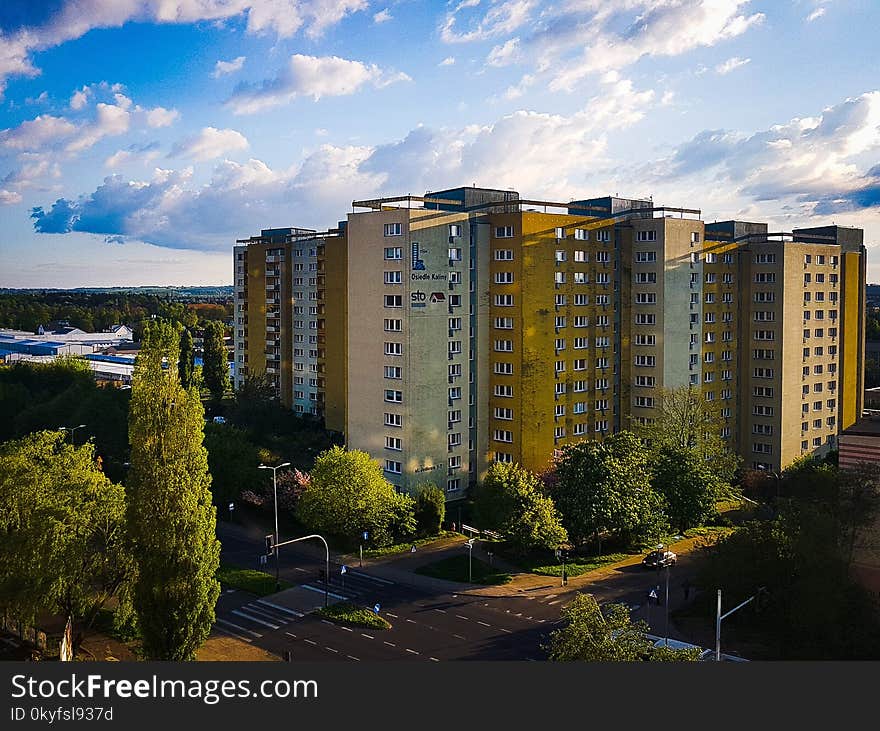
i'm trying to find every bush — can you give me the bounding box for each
[414,484,445,537]
[315,602,391,630]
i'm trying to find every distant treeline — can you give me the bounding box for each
[0,292,232,334]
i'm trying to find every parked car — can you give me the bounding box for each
[642,549,677,568]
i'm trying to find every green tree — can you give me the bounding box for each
[476,462,568,554]
[546,593,699,661]
[201,321,229,400]
[414,484,446,537]
[652,445,726,531]
[178,327,194,390]
[0,431,132,651]
[551,432,665,551]
[203,423,261,508]
[295,446,416,547]
[634,385,741,482]
[126,320,220,660]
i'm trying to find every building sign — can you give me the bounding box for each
[412,242,426,270]
[414,464,441,473]
[430,292,445,302]
[411,290,427,308]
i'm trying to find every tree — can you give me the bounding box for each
[414,484,446,537]
[476,462,568,554]
[0,431,132,651]
[634,385,741,482]
[295,446,416,547]
[178,327,194,390]
[201,320,229,400]
[126,320,220,660]
[652,445,726,531]
[546,593,699,661]
[202,423,261,508]
[551,432,665,551]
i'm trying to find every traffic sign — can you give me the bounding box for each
[259,555,267,566]
[411,544,417,553]
[341,565,347,574]
[362,531,369,541]
[373,603,381,614]
[228,502,234,511]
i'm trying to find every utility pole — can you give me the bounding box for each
[715,587,765,661]
[258,461,290,591]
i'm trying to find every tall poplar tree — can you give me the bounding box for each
[201,321,229,400]
[178,326,194,390]
[127,320,220,660]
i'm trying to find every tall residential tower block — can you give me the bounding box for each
[232,187,866,497]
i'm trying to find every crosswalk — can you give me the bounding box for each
[214,569,396,643]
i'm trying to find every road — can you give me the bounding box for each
[214,525,707,661]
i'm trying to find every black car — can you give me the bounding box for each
[642,550,677,568]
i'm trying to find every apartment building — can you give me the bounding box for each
[234,227,336,414]
[234,187,866,496]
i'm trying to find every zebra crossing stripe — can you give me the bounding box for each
[255,599,304,617]
[231,609,280,629]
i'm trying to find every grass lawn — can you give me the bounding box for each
[216,563,292,596]
[415,555,512,585]
[315,602,391,630]
[518,552,634,578]
[362,531,457,559]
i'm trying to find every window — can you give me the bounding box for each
[450,317,462,331]
[495,317,513,329]
[596,229,611,242]
[555,294,567,307]
[555,227,566,239]
[574,250,587,262]
[384,295,402,308]
[555,404,565,417]
[574,228,588,240]
[384,366,402,379]
[705,253,717,263]
[495,226,514,238]
[635,293,657,304]
[449,294,462,307]
[754,253,776,264]
[574,316,589,327]
[449,223,462,237]
[635,375,655,387]
[494,362,513,375]
[555,338,565,351]
[595,420,609,432]
[555,360,566,373]
[385,436,402,451]
[573,380,588,392]
[555,272,566,284]
[635,272,657,284]
[495,249,514,260]
[636,230,657,242]
[574,272,588,284]
[493,430,513,443]
[384,389,403,403]
[635,251,657,262]
[494,294,514,306]
[555,316,566,328]
[494,339,513,352]
[384,319,402,332]
[384,342,403,356]
[449,386,462,399]
[635,396,655,408]
[555,250,567,262]
[384,413,402,427]
[635,355,656,367]
[596,251,611,263]
[384,271,402,286]
[384,460,402,474]
[449,248,462,261]
[494,384,513,397]
[448,433,462,447]
[574,337,589,349]
[635,313,656,325]
[495,272,514,284]
[573,402,586,414]
[449,341,462,355]
[384,223,402,237]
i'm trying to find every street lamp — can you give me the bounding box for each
[465,538,475,582]
[59,424,87,445]
[657,543,670,647]
[258,461,291,591]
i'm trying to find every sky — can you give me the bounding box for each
[1,0,879,288]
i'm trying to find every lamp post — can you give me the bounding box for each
[466,538,475,582]
[59,424,87,445]
[657,543,670,647]
[715,587,765,661]
[258,461,290,591]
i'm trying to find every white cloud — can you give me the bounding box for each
[439,56,456,67]
[212,56,246,78]
[146,106,179,127]
[373,9,392,23]
[169,126,250,161]
[487,38,521,67]
[0,1,369,95]
[807,7,827,22]
[70,88,89,110]
[226,54,411,114]
[1,114,77,151]
[0,188,23,205]
[441,0,535,43]
[716,56,750,75]
[65,102,130,153]
[105,142,162,169]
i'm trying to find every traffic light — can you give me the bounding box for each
[264,534,274,556]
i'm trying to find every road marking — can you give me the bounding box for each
[301,584,349,600]
[548,600,561,605]
[256,599,304,617]
[546,594,558,599]
[515,613,522,617]
[500,627,513,634]
[483,603,488,606]
[455,615,469,621]
[347,655,360,661]
[325,647,338,653]
[361,633,374,640]
[406,619,416,624]
[304,639,317,646]
[453,634,466,640]
[321,620,333,626]
[429,657,439,662]
[384,641,396,647]
[477,621,491,627]
[386,612,399,618]
[244,605,291,622]
[539,619,546,623]
[231,610,280,629]
[285,632,297,638]
[526,616,533,620]
[406,648,419,655]
[433,608,447,614]
[217,618,263,638]
[348,570,395,585]
[340,626,353,632]
[294,567,308,573]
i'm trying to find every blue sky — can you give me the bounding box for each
[1,0,879,287]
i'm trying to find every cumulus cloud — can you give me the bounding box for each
[29,76,658,248]
[0,1,369,96]
[212,56,246,77]
[439,56,456,66]
[716,56,750,74]
[169,126,249,161]
[65,102,130,153]
[660,90,880,213]
[1,114,77,151]
[807,7,827,22]
[145,106,179,127]
[441,0,535,43]
[0,188,23,205]
[373,9,392,23]
[105,141,162,169]
[226,54,411,114]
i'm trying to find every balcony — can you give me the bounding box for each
[266,298,280,306]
